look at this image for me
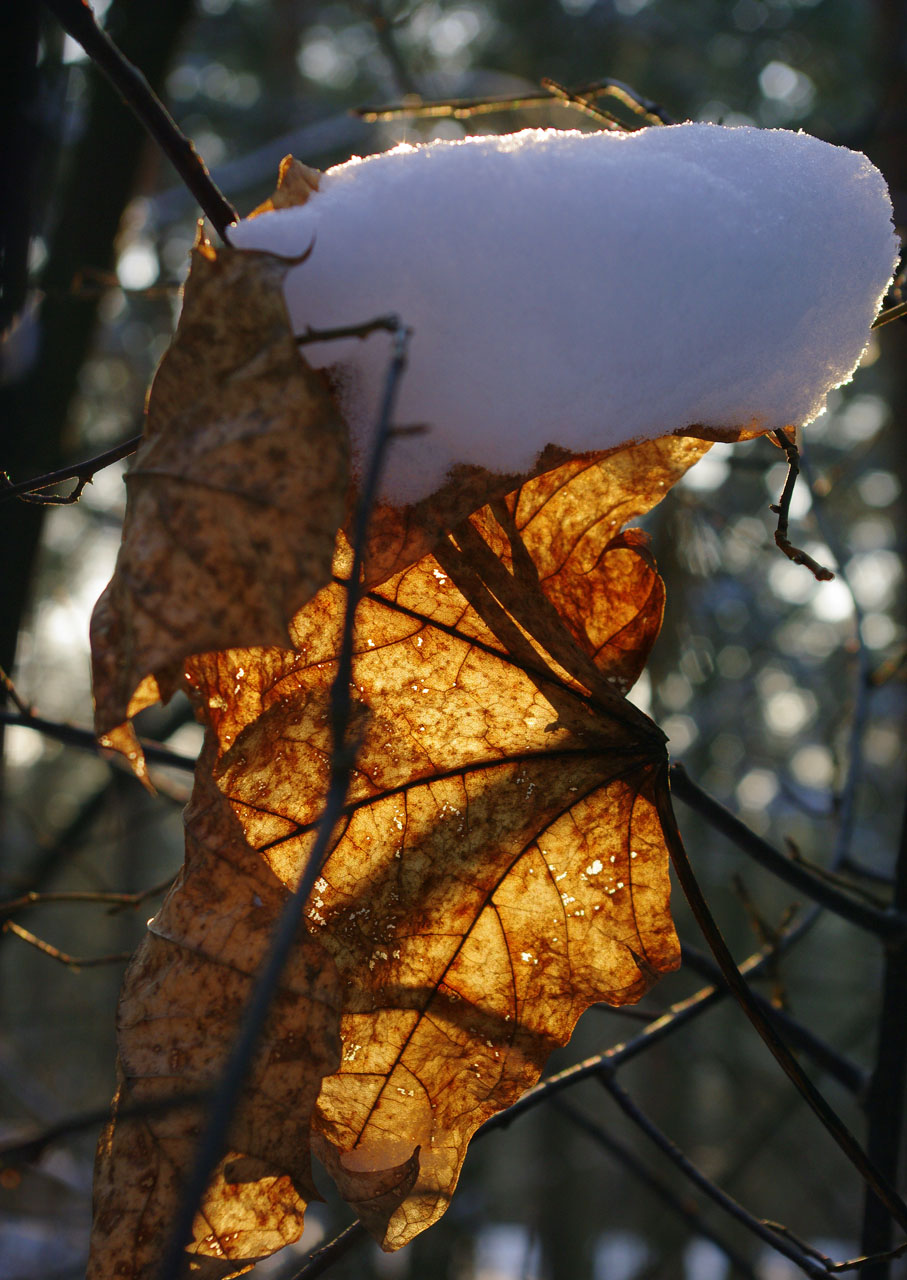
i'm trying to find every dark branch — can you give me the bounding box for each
[0,1091,210,1168]
[0,708,196,773]
[285,1222,369,1280]
[670,765,907,940]
[871,300,907,328]
[859,793,907,1277]
[295,314,401,345]
[681,944,868,1096]
[658,779,907,1235]
[2,919,134,970]
[0,877,173,920]
[355,75,672,128]
[1,434,141,504]
[40,0,238,238]
[553,1096,761,1279]
[597,1071,830,1278]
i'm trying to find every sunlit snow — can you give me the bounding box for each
[230,125,897,504]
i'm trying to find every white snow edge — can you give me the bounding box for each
[230,125,898,504]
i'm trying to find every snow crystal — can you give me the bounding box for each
[229,126,897,504]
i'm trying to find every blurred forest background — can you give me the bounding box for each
[1,0,906,1277]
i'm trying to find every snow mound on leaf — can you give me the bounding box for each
[230,125,897,504]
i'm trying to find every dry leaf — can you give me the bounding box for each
[90,231,348,776]
[90,436,706,1273]
[249,154,322,217]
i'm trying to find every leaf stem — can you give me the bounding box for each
[769,430,835,581]
[39,0,238,239]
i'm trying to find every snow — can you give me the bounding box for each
[229,125,897,504]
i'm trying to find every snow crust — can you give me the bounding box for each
[229,125,897,504]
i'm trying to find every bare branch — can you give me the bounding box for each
[295,314,401,345]
[658,776,907,1235]
[597,1071,831,1278]
[355,74,672,128]
[0,664,31,715]
[859,794,907,1276]
[553,1095,761,1279]
[1,434,141,505]
[39,0,238,239]
[3,919,134,970]
[0,708,196,773]
[0,877,174,921]
[871,300,907,328]
[670,764,907,940]
[0,1091,210,1168]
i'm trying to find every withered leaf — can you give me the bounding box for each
[90,231,348,776]
[90,435,707,1273]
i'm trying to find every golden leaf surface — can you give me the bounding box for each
[90,233,348,775]
[89,435,709,1274]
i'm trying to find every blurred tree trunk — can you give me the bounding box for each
[0,0,194,681]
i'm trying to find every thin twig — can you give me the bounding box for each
[357,0,420,98]
[553,1096,760,1279]
[0,1091,210,1168]
[828,1239,907,1273]
[295,314,401,345]
[284,1222,369,1280]
[535,77,626,129]
[2,919,134,970]
[355,75,672,127]
[681,944,868,1096]
[39,0,237,239]
[871,300,907,328]
[785,845,891,910]
[0,665,32,715]
[0,708,196,772]
[0,876,174,920]
[769,430,835,580]
[670,764,907,940]
[156,321,411,1280]
[658,777,907,1235]
[0,434,141,504]
[598,1071,831,1278]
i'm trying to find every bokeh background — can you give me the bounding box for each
[1,1,905,1277]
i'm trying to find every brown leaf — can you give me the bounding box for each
[87,762,343,1279]
[90,436,707,1272]
[360,435,710,588]
[90,231,348,776]
[249,154,322,217]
